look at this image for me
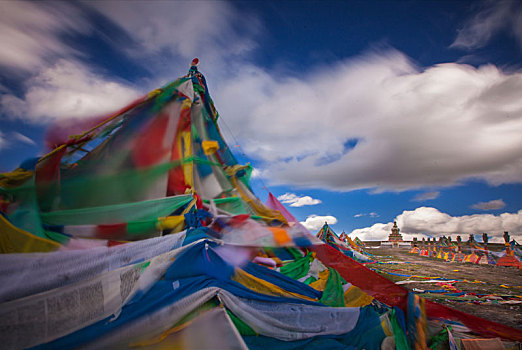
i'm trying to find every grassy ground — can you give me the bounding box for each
[365,247,522,330]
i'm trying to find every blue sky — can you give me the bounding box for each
[1,1,522,242]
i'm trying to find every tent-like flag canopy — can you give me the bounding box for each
[316,222,374,263]
[0,59,316,251]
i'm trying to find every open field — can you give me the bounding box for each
[367,247,522,330]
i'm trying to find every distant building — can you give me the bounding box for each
[388,221,403,242]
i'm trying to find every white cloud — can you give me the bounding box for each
[351,222,392,241]
[300,214,337,231]
[277,193,321,207]
[91,1,259,59]
[215,50,522,192]
[1,60,140,123]
[0,1,90,71]
[277,193,298,202]
[451,2,522,50]
[0,131,6,150]
[12,132,36,146]
[87,1,261,82]
[471,199,506,210]
[351,206,522,243]
[412,191,440,202]
[0,131,36,151]
[250,167,262,178]
[0,1,261,125]
[0,1,252,74]
[354,212,380,218]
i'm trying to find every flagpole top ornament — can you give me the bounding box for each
[188,58,200,77]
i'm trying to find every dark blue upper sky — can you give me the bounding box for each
[234,1,521,69]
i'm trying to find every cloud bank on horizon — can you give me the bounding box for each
[350,207,522,243]
[1,1,521,240]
